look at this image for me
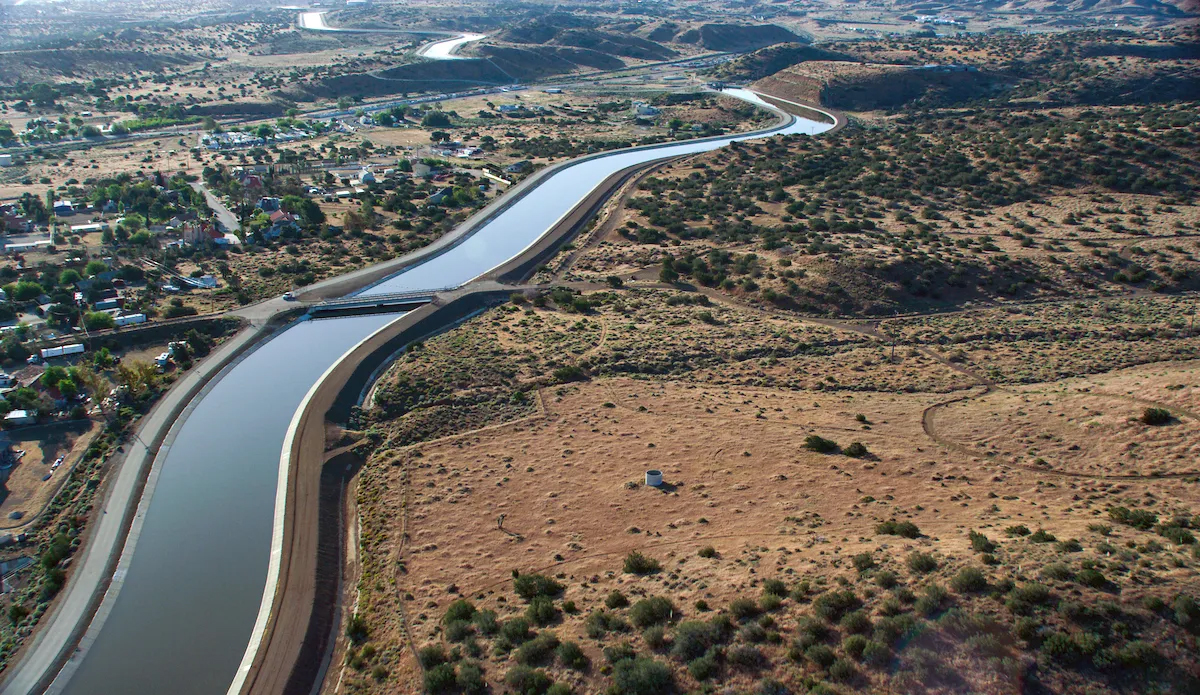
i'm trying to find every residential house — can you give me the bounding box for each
[265,211,299,239]
[505,160,533,174]
[427,187,456,205]
[4,410,35,427]
[256,197,282,213]
[52,200,75,217]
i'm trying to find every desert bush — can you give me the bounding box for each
[1006,525,1031,537]
[504,665,553,695]
[671,621,718,661]
[698,546,717,558]
[418,644,448,669]
[1015,616,1041,642]
[643,625,667,650]
[951,567,988,593]
[623,551,662,575]
[457,662,487,694]
[445,619,472,642]
[915,585,948,617]
[527,596,560,626]
[1057,539,1083,553]
[557,640,589,670]
[804,434,839,453]
[630,597,676,628]
[805,644,838,668]
[516,632,561,666]
[1041,632,1079,663]
[473,609,499,635]
[1077,568,1107,588]
[907,552,938,574]
[762,578,788,596]
[610,657,672,695]
[1043,563,1074,581]
[687,651,720,680]
[968,530,996,553]
[829,658,857,682]
[1173,595,1199,632]
[1109,506,1158,530]
[444,599,476,623]
[863,640,891,667]
[730,597,761,621]
[813,589,861,622]
[877,520,922,538]
[844,441,869,458]
[501,617,533,644]
[584,610,629,638]
[843,634,868,659]
[1029,529,1057,543]
[424,663,457,693]
[841,610,872,635]
[851,552,875,573]
[514,573,565,601]
[1141,407,1172,425]
[875,570,899,589]
[604,642,637,664]
[728,644,765,669]
[606,590,630,609]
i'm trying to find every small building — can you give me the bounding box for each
[505,160,532,174]
[256,197,281,213]
[52,200,75,216]
[0,154,12,167]
[4,410,35,427]
[70,222,106,234]
[358,168,376,184]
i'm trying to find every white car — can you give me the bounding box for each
[283,292,296,301]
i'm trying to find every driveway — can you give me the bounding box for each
[190,182,241,234]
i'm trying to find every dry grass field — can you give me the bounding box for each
[334,283,1200,695]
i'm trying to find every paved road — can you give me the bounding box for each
[190,182,240,234]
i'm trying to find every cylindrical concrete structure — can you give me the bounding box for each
[645,470,663,487]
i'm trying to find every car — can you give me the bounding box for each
[283,291,296,301]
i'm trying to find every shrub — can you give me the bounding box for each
[739,622,767,643]
[1116,640,1160,669]
[1015,616,1041,642]
[829,658,857,682]
[630,597,676,628]
[527,596,560,626]
[671,621,718,661]
[604,642,637,664]
[851,552,875,573]
[1172,595,1199,632]
[516,632,561,665]
[473,609,499,635]
[687,652,719,680]
[1057,539,1083,553]
[1041,632,1079,663]
[445,619,472,642]
[804,435,839,453]
[728,644,765,669]
[505,665,554,695]
[514,573,565,601]
[1109,506,1158,530]
[968,530,996,553]
[843,634,868,659]
[584,610,629,638]
[556,640,589,671]
[759,593,783,613]
[606,590,630,609]
[424,663,457,693]
[1029,529,1057,543]
[1006,525,1031,537]
[642,625,667,650]
[877,520,922,538]
[907,552,938,574]
[698,546,717,558]
[457,662,486,694]
[1043,563,1074,581]
[501,617,533,644]
[875,570,899,589]
[730,597,761,620]
[623,551,662,575]
[547,684,571,695]
[1077,568,1107,588]
[805,644,837,668]
[813,589,860,622]
[951,567,988,593]
[762,578,788,596]
[444,599,476,623]
[840,610,872,635]
[844,441,869,458]
[418,644,448,669]
[915,585,948,617]
[1141,407,1172,425]
[610,657,672,695]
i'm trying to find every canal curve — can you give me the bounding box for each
[37,90,834,695]
[297,10,485,59]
